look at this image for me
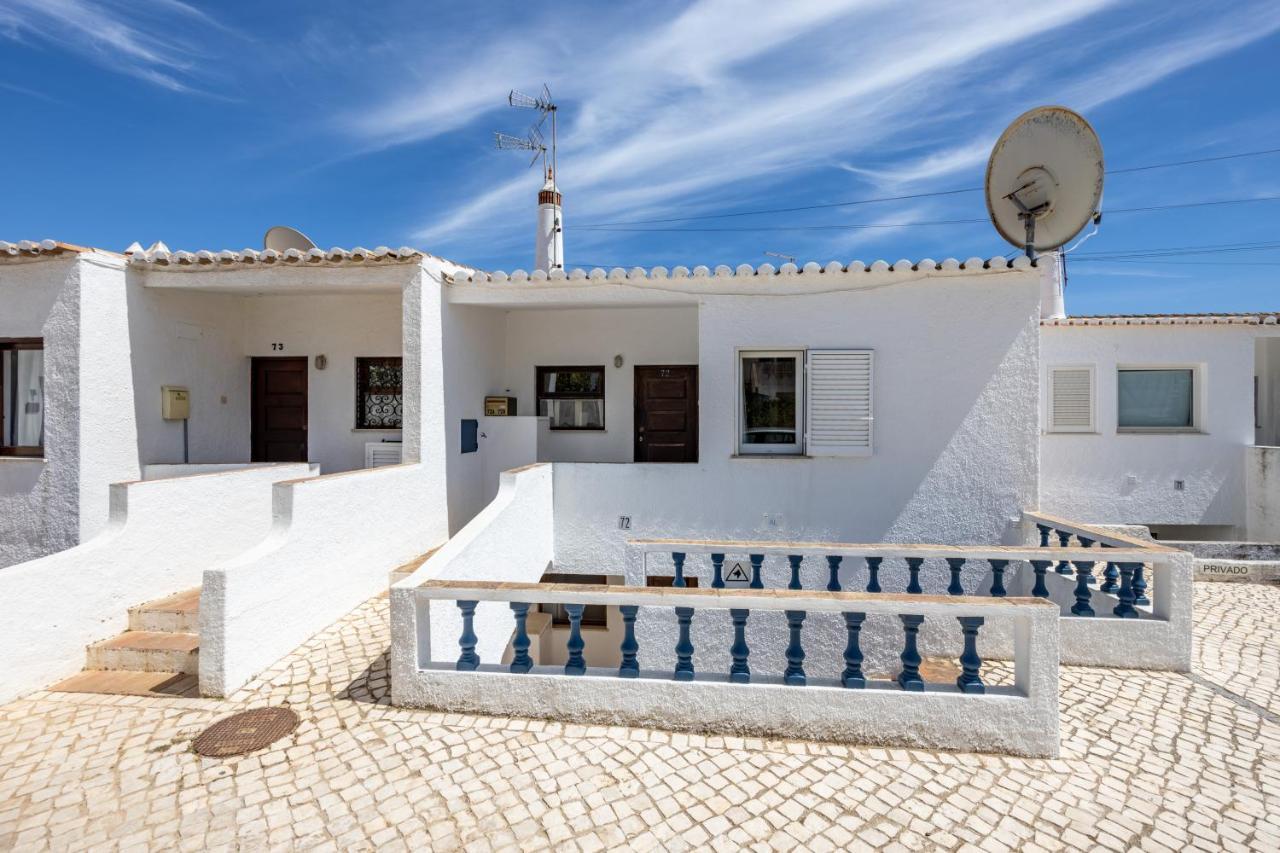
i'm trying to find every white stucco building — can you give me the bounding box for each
[0,231,1273,715]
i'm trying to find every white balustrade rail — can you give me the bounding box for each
[393,579,1061,757]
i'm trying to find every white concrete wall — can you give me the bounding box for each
[502,307,699,463]
[1257,337,1280,447]
[388,463,553,678]
[552,272,1041,579]
[0,463,314,704]
[126,285,251,467]
[1246,445,1280,541]
[1041,326,1257,531]
[441,306,508,531]
[0,258,79,567]
[478,416,548,507]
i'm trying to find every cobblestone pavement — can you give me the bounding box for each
[2,583,1278,852]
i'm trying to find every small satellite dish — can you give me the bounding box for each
[263,225,317,253]
[985,106,1103,259]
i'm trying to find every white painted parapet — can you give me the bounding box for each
[201,462,452,697]
[395,579,1061,758]
[0,463,315,704]
[390,464,553,697]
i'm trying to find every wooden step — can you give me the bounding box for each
[129,587,200,633]
[49,669,199,698]
[86,631,199,674]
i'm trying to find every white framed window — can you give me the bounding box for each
[737,350,804,455]
[1117,366,1201,432]
[807,349,873,456]
[1047,365,1095,433]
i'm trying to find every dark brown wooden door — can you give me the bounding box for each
[251,357,308,462]
[634,366,698,462]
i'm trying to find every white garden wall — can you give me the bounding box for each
[389,463,553,689]
[1040,325,1256,531]
[0,463,314,704]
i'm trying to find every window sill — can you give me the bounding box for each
[352,428,402,433]
[731,453,811,460]
[0,455,45,463]
[1116,428,1204,435]
[1044,431,1100,435]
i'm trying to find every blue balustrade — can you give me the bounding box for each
[865,557,883,593]
[619,605,640,677]
[1070,561,1095,617]
[672,552,687,587]
[826,556,842,592]
[897,615,925,691]
[1078,537,1097,585]
[1030,559,1052,598]
[509,602,532,673]
[1036,523,1051,547]
[456,600,479,671]
[788,555,803,590]
[906,558,924,595]
[988,559,1008,597]
[784,610,807,685]
[955,616,985,694]
[729,609,750,683]
[1113,563,1139,618]
[1132,563,1150,605]
[841,612,866,688]
[674,606,695,681]
[1101,560,1119,593]
[710,553,725,588]
[1055,530,1073,574]
[564,603,586,675]
[946,557,965,596]
[749,554,764,589]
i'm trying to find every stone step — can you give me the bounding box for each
[86,631,200,674]
[128,587,200,633]
[49,669,199,698]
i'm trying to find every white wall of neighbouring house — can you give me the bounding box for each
[0,257,79,567]
[1040,325,1257,534]
[0,254,141,567]
[501,306,700,463]
[550,268,1042,590]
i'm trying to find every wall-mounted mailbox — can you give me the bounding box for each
[461,419,478,454]
[161,386,190,420]
[484,396,517,416]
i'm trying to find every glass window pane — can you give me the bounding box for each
[1118,369,1193,428]
[3,349,44,448]
[742,355,797,445]
[541,369,601,395]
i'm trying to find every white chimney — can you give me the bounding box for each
[535,168,563,272]
[1039,251,1066,319]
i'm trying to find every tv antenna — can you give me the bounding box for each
[985,106,1103,260]
[763,250,796,264]
[496,84,558,181]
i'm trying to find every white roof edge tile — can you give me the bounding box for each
[122,244,424,270]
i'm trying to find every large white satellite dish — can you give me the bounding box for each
[263,225,317,252]
[985,106,1103,259]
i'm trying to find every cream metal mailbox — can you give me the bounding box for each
[161,386,190,420]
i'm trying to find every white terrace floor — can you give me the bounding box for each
[2,584,1278,853]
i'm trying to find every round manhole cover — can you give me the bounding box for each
[193,707,299,758]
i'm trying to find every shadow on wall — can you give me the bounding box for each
[0,463,68,568]
[883,319,1040,544]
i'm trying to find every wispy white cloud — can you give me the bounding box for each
[325,0,1280,262]
[0,0,233,93]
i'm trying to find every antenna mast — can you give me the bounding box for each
[497,84,563,270]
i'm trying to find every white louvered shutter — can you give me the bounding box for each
[806,350,873,456]
[1049,367,1094,432]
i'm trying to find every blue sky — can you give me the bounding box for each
[2,0,1278,314]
